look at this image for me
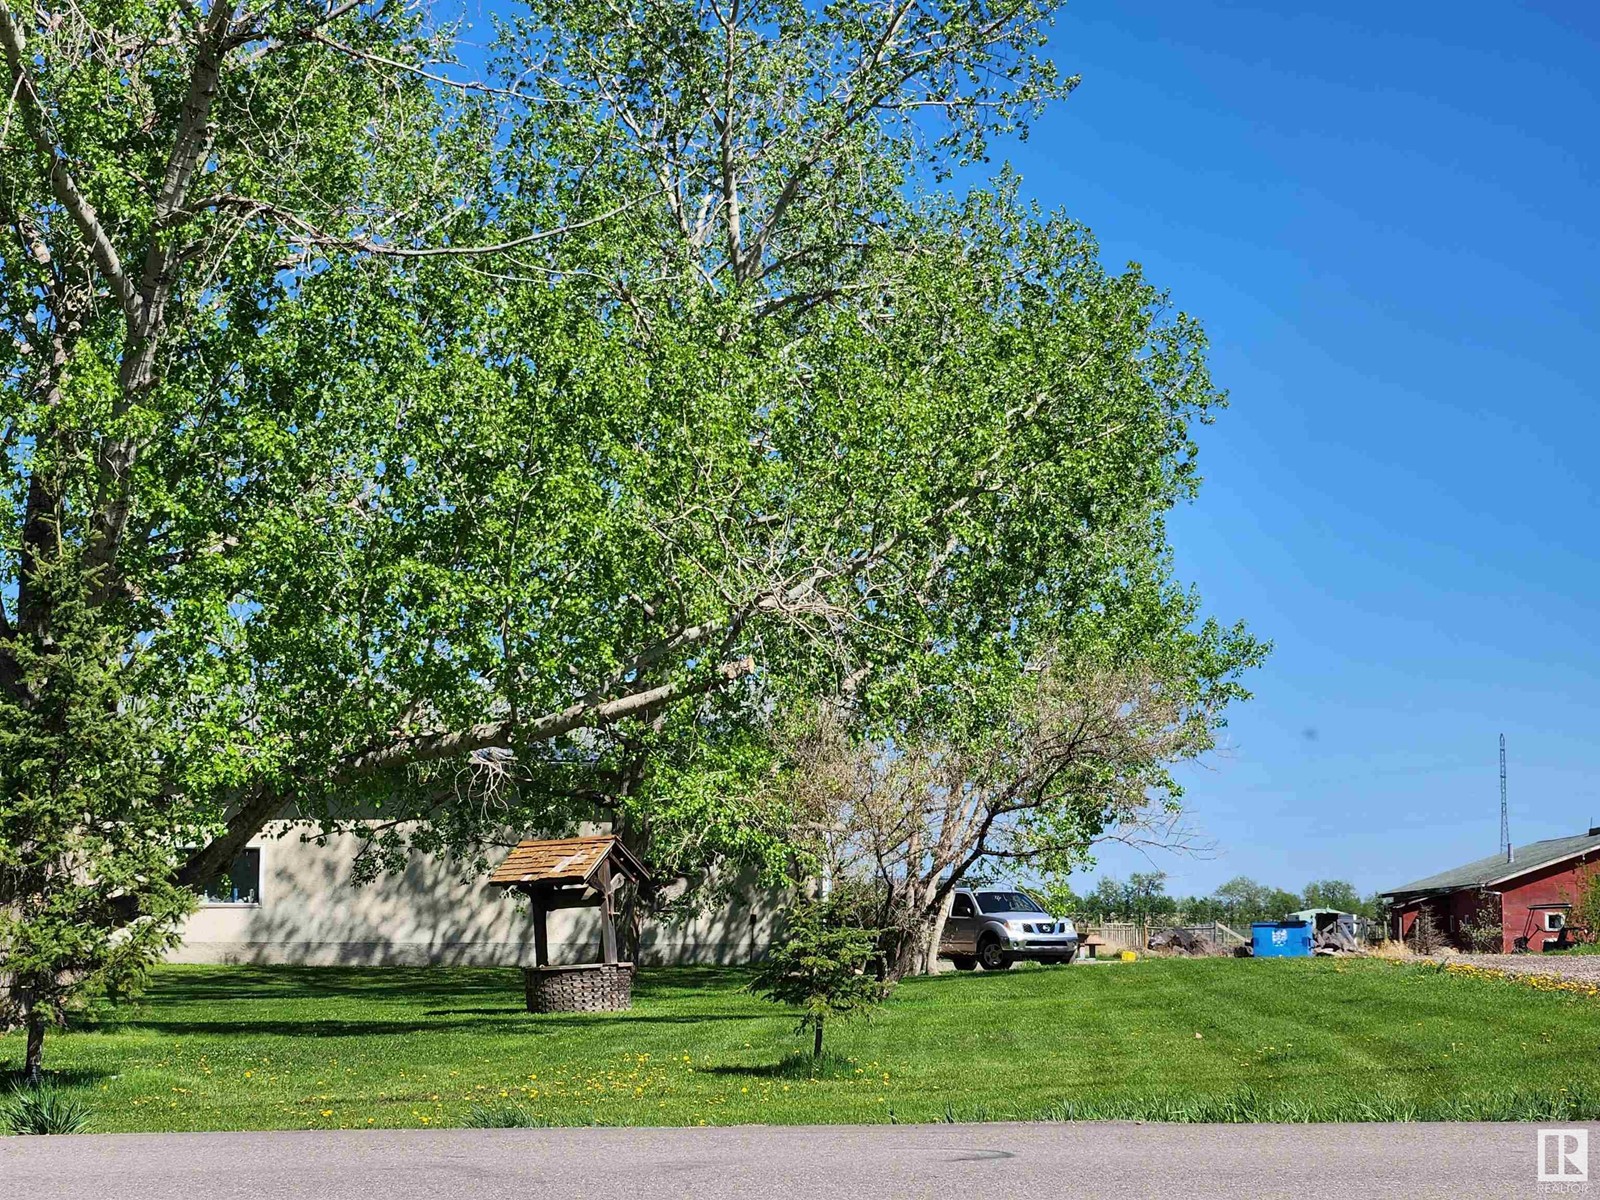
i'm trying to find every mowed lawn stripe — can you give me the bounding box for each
[12,958,1600,1132]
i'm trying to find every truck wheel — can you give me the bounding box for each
[977,936,1011,971]
[952,956,977,971]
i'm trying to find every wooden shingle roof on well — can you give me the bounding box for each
[487,836,647,888]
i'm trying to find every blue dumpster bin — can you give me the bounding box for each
[1251,920,1314,958]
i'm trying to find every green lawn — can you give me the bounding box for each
[9,957,1600,1132]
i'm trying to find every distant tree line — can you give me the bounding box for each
[1040,872,1381,927]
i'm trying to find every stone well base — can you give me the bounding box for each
[522,963,635,1013]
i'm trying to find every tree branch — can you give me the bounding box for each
[83,0,241,586]
[308,30,529,99]
[173,785,278,891]
[333,657,754,780]
[171,659,756,897]
[0,1,137,319]
[201,193,638,260]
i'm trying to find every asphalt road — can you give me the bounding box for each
[3,1121,1588,1199]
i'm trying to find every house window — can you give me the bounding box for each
[1544,910,1566,933]
[193,848,261,906]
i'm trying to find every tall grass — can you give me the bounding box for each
[1025,1083,1600,1125]
[1,1085,92,1135]
[462,1102,553,1128]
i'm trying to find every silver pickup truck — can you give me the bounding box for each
[938,886,1079,971]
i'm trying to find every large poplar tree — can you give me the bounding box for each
[3,0,1259,1070]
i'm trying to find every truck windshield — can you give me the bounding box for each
[977,891,1045,914]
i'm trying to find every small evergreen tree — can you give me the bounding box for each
[1,571,194,1083]
[748,901,888,1057]
[1408,904,1442,955]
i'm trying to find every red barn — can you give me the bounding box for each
[1381,829,1600,953]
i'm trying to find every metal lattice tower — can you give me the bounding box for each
[1499,733,1510,858]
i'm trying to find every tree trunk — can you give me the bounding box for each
[883,924,932,982]
[612,781,655,965]
[812,1018,824,1058]
[623,885,643,964]
[23,999,46,1084]
[920,904,950,975]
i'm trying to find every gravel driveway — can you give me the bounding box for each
[1445,953,1600,982]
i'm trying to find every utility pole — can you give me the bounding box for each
[1499,733,1510,860]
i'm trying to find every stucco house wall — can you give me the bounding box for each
[169,824,780,967]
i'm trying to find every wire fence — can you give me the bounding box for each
[1078,920,1249,951]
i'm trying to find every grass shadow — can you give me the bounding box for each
[513,1012,777,1034]
[98,1009,772,1039]
[81,1018,525,1038]
[0,1065,113,1089]
[112,964,751,1006]
[698,1051,862,1081]
[78,963,759,1031]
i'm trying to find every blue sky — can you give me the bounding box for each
[1006,2,1600,897]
